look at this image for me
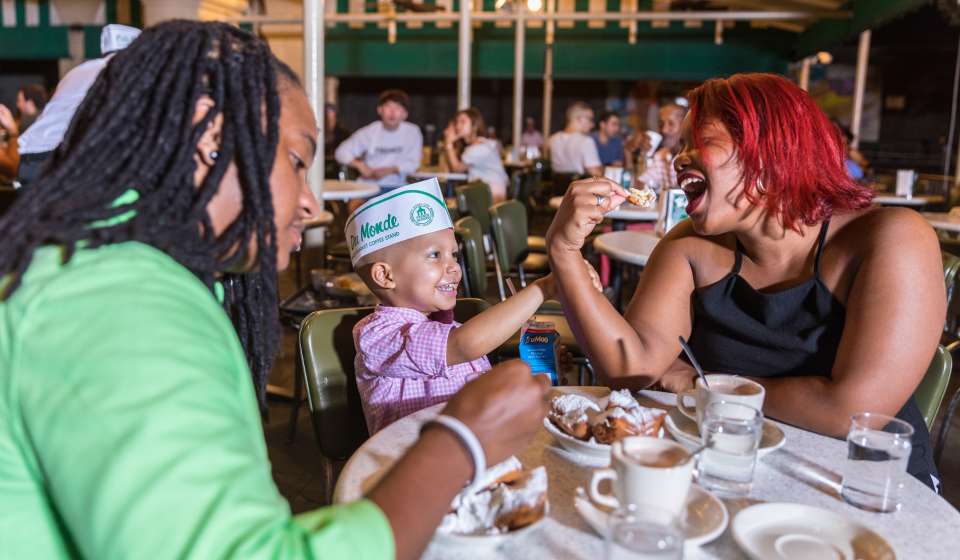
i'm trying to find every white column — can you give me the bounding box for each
[457,0,472,109]
[851,29,871,149]
[512,4,525,154]
[542,0,555,146]
[799,56,811,92]
[304,0,326,200]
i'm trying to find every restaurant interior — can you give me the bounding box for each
[3,0,960,558]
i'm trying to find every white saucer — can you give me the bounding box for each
[664,407,786,457]
[732,503,896,560]
[543,417,612,461]
[574,485,728,550]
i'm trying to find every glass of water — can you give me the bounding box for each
[840,412,913,513]
[605,504,684,560]
[697,401,763,498]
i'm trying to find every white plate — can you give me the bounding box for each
[434,502,549,551]
[732,503,896,560]
[574,485,728,550]
[664,407,786,457]
[543,417,613,460]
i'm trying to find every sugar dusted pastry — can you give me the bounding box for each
[495,466,548,531]
[627,186,657,208]
[590,389,667,444]
[548,394,601,441]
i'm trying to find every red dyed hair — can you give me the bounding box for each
[686,73,873,230]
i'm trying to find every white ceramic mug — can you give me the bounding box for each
[588,437,693,518]
[678,374,765,428]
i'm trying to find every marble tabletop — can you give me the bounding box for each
[335,389,960,559]
[592,230,660,267]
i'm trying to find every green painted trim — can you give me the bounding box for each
[345,188,447,229]
[131,0,142,28]
[39,0,50,27]
[107,0,118,24]
[325,30,789,79]
[0,26,69,59]
[84,25,102,59]
[794,0,928,57]
[16,0,26,27]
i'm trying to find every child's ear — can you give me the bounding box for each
[370,262,395,289]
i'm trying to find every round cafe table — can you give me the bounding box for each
[924,212,960,234]
[321,179,380,201]
[593,230,660,310]
[334,390,960,560]
[549,196,659,225]
[872,194,944,207]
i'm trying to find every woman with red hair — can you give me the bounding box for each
[547,73,943,489]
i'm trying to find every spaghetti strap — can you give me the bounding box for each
[814,219,831,276]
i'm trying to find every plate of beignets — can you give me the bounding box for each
[544,389,667,460]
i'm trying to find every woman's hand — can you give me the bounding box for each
[442,360,549,466]
[443,123,458,144]
[0,105,18,136]
[534,274,556,302]
[546,177,627,255]
[583,258,603,293]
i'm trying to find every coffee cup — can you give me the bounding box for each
[588,436,693,517]
[677,374,765,428]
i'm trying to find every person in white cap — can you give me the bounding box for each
[347,178,558,434]
[14,24,141,187]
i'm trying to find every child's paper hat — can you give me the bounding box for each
[345,178,453,266]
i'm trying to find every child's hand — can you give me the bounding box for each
[583,259,603,293]
[534,274,556,302]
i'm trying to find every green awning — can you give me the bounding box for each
[0,26,69,59]
[794,0,929,57]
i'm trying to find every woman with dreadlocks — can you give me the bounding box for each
[0,21,547,560]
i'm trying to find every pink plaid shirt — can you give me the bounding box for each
[354,306,491,434]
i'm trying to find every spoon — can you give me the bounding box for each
[678,336,709,389]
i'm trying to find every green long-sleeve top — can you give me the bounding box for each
[0,241,394,559]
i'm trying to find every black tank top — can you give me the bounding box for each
[687,220,939,489]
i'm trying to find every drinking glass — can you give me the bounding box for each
[840,412,913,513]
[697,401,763,498]
[605,504,684,560]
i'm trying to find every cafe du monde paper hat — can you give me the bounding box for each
[345,178,453,266]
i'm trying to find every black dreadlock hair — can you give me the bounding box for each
[0,20,299,405]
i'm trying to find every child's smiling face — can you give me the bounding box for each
[362,228,462,314]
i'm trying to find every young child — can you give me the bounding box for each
[346,179,559,434]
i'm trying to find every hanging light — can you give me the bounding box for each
[816,51,833,65]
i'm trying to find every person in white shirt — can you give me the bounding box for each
[520,117,543,150]
[334,89,423,191]
[15,24,141,187]
[548,102,601,177]
[443,107,509,201]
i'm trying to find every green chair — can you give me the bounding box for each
[455,181,494,236]
[913,345,953,430]
[454,216,488,299]
[942,251,960,334]
[457,181,546,257]
[489,200,550,299]
[297,298,491,502]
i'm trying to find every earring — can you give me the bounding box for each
[209,150,219,161]
[756,176,766,195]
